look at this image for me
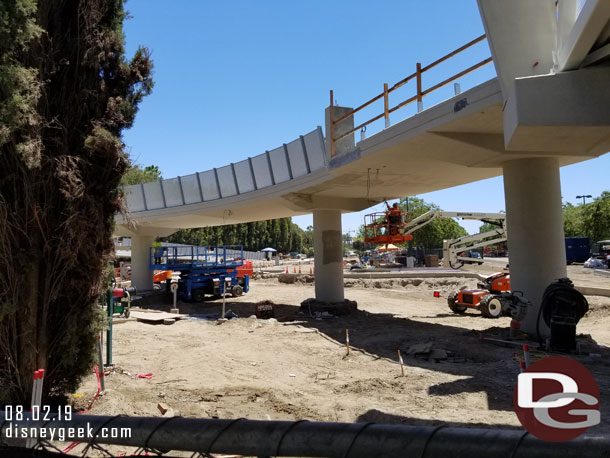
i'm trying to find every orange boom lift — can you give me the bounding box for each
[363,202,413,245]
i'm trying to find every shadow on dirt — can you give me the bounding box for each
[356,408,521,429]
[134,292,610,419]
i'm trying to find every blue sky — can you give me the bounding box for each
[122,0,610,236]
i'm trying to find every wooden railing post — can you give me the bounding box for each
[326,35,489,145]
[329,89,335,157]
[416,62,423,113]
[383,83,390,128]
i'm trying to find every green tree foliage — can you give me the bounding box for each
[579,192,610,242]
[563,202,584,237]
[479,222,496,233]
[0,0,153,404]
[165,218,308,254]
[0,0,42,165]
[561,193,610,242]
[121,163,162,185]
[400,197,467,248]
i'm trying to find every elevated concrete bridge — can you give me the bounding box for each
[116,0,610,338]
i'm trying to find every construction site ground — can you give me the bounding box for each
[78,263,610,441]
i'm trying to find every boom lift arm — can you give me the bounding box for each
[398,210,507,269]
[443,228,507,269]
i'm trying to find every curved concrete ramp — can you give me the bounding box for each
[125,127,326,212]
[116,127,332,236]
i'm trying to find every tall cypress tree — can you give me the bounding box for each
[0,0,152,403]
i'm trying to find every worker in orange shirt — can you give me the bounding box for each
[386,202,402,236]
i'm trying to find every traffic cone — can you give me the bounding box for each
[285,267,289,274]
[310,267,313,275]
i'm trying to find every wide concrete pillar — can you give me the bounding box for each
[503,158,567,337]
[130,235,154,292]
[313,209,344,303]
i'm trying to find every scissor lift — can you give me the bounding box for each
[150,245,249,302]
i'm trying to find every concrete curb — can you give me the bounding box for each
[343,271,486,280]
[575,285,610,298]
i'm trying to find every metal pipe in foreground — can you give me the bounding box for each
[0,414,607,458]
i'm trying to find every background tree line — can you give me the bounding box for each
[563,191,610,242]
[477,192,610,245]
[478,191,610,244]
[165,219,310,254]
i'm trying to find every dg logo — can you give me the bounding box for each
[514,356,600,442]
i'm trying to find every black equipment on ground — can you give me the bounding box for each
[537,278,588,351]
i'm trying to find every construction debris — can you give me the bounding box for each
[405,343,449,362]
[406,342,434,356]
[157,402,170,415]
[300,298,358,316]
[129,310,188,324]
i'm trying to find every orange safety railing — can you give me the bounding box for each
[329,34,492,157]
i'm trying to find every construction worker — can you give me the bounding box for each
[152,239,163,264]
[387,202,402,236]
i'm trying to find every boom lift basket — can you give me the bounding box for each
[363,211,413,245]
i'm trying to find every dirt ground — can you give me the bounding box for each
[77,264,610,442]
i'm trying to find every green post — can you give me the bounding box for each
[106,288,113,366]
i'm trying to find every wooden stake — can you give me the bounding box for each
[398,350,405,377]
[346,329,350,356]
[523,344,530,369]
[97,334,105,392]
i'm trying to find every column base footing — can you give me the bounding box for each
[300,298,357,316]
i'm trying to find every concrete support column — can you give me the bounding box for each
[130,235,154,292]
[503,157,567,337]
[313,209,344,303]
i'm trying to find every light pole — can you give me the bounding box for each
[576,194,592,205]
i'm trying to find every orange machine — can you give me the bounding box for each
[363,205,413,245]
[447,272,511,318]
[153,270,172,285]
[236,260,253,278]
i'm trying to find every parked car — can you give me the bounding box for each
[459,250,484,265]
